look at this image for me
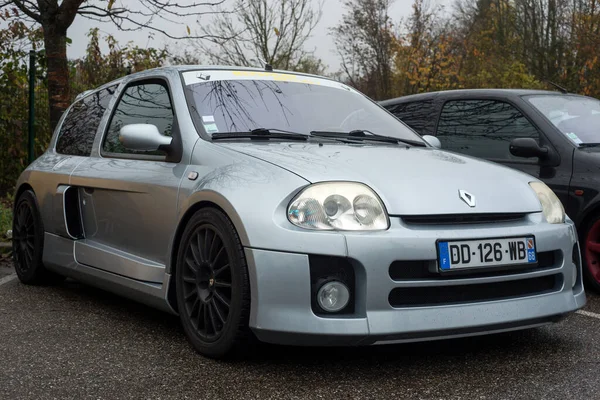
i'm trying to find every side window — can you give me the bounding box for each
[55,85,117,156]
[436,100,539,160]
[103,82,174,156]
[387,100,436,135]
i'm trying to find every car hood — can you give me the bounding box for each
[216,142,543,215]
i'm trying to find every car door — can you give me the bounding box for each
[434,97,571,210]
[44,85,119,241]
[70,78,187,283]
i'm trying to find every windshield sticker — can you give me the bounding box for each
[203,123,219,134]
[566,132,583,144]
[202,115,215,123]
[182,70,358,93]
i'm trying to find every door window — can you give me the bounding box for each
[103,82,174,156]
[55,85,117,156]
[386,100,436,135]
[437,100,539,160]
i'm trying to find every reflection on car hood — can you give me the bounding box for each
[216,142,543,215]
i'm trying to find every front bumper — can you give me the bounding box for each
[245,214,586,346]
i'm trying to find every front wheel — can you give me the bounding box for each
[175,208,252,358]
[582,215,600,292]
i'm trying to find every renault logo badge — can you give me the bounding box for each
[459,190,476,207]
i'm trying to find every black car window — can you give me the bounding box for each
[55,85,117,156]
[103,82,174,155]
[436,100,539,160]
[385,100,436,135]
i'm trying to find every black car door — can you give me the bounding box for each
[433,97,572,215]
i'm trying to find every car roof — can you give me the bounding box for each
[379,88,576,106]
[73,65,343,102]
[128,64,335,83]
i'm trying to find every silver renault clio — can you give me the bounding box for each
[13,66,586,358]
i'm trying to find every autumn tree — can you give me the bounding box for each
[0,17,46,193]
[331,0,396,99]
[394,0,461,94]
[73,28,168,92]
[451,0,542,88]
[0,0,227,131]
[197,0,324,73]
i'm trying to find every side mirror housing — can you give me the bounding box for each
[422,135,441,149]
[119,124,172,152]
[509,138,548,159]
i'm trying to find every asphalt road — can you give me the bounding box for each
[0,258,599,400]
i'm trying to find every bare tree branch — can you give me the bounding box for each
[8,0,41,22]
[196,0,324,73]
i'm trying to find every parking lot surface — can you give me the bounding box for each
[0,258,599,400]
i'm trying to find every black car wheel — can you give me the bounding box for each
[12,190,63,285]
[175,208,251,358]
[582,215,600,292]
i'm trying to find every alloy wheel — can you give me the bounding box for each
[181,225,232,342]
[585,219,600,285]
[12,201,36,274]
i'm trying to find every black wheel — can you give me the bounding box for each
[12,190,63,285]
[175,208,251,358]
[581,215,600,292]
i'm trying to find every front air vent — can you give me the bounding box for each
[401,213,527,225]
[388,274,562,308]
[389,251,558,281]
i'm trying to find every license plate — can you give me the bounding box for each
[437,236,537,271]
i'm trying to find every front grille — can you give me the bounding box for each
[389,251,558,281]
[388,274,562,308]
[401,213,527,225]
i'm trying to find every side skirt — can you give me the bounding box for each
[43,233,177,315]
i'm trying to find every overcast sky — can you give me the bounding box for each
[67,0,451,71]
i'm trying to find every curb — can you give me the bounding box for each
[0,242,10,249]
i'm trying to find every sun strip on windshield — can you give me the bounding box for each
[181,70,357,93]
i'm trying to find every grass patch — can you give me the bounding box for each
[0,197,12,242]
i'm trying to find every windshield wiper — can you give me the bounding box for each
[310,130,426,147]
[578,143,600,148]
[212,128,309,141]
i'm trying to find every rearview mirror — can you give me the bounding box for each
[509,138,548,159]
[422,135,441,149]
[119,124,172,152]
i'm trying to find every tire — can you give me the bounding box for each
[12,190,64,285]
[581,214,600,293]
[175,208,252,358]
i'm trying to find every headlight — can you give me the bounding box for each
[529,181,565,224]
[287,182,389,231]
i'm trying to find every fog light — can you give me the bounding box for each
[317,281,350,312]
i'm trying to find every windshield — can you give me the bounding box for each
[181,70,423,143]
[526,94,600,145]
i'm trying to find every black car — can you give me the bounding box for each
[381,89,600,292]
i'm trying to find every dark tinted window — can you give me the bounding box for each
[56,86,117,156]
[386,100,436,135]
[437,100,539,160]
[103,82,173,155]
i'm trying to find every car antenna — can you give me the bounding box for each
[545,80,568,94]
[264,63,273,71]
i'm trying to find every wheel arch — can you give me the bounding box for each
[13,182,35,210]
[576,200,600,234]
[166,191,250,312]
